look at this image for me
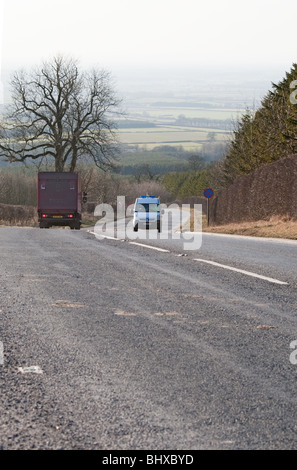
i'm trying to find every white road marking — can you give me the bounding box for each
[18,365,43,374]
[129,242,170,253]
[114,309,137,316]
[89,229,169,251]
[89,227,289,285]
[88,230,120,241]
[97,235,120,241]
[194,258,288,285]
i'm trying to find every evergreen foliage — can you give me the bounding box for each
[221,63,297,186]
[162,169,210,199]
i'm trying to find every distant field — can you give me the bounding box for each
[125,96,243,122]
[120,91,236,151]
[133,107,240,122]
[117,124,230,150]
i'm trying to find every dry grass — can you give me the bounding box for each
[202,215,297,240]
[185,209,297,239]
[0,204,38,227]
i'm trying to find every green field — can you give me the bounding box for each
[117,124,230,151]
[119,89,237,152]
[127,106,240,122]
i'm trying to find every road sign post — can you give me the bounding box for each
[203,188,214,226]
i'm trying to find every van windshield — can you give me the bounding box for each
[136,203,160,212]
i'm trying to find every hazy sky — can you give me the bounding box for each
[1,0,297,100]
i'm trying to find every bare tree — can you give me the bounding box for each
[132,163,155,183]
[0,56,122,172]
[187,154,205,172]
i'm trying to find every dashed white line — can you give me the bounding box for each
[194,258,288,285]
[98,235,121,241]
[88,230,121,241]
[89,230,170,251]
[89,229,289,285]
[129,242,170,253]
[18,365,43,374]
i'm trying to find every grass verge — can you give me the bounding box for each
[202,215,297,240]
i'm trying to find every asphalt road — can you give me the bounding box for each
[1,225,297,450]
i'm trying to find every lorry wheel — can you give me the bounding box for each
[40,222,48,229]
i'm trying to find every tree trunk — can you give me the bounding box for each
[55,157,65,172]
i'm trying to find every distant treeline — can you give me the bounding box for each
[116,143,227,177]
[174,115,232,130]
[117,120,157,128]
[118,162,187,177]
[116,116,232,131]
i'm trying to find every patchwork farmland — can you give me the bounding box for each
[116,87,240,154]
[117,124,230,151]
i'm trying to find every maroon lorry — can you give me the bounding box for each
[37,172,86,229]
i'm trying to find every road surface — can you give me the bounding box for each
[1,225,297,450]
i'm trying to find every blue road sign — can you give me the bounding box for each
[204,188,214,198]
